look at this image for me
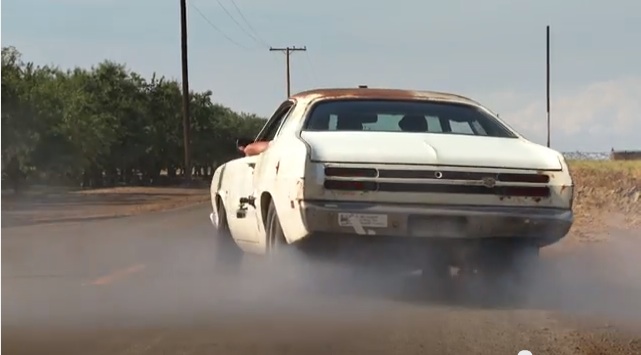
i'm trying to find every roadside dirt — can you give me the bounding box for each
[2,161,639,235]
[567,160,641,243]
[1,185,209,227]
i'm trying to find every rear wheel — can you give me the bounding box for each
[213,203,244,276]
[265,200,288,258]
[264,201,292,280]
[264,201,334,287]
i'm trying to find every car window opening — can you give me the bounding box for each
[303,100,517,138]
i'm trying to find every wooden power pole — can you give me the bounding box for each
[546,25,551,148]
[269,46,307,97]
[180,0,192,181]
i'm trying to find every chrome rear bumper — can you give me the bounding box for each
[301,201,572,243]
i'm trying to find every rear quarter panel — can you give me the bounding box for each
[254,102,312,245]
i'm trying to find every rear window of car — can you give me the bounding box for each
[303,99,517,138]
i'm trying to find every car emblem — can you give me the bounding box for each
[482,177,497,188]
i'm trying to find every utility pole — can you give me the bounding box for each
[546,25,551,148]
[269,46,307,97]
[180,0,191,181]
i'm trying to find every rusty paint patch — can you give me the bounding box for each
[290,88,479,106]
[275,161,280,175]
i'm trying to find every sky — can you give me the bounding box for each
[2,0,640,152]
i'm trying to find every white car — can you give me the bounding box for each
[209,87,574,285]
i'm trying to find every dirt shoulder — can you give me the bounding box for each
[1,185,210,228]
[567,160,641,243]
[2,161,639,234]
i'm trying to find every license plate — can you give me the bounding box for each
[409,216,466,238]
[338,213,388,228]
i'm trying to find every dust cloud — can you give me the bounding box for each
[196,227,641,326]
[3,214,641,333]
[135,226,641,327]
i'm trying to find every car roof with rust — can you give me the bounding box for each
[290,87,481,106]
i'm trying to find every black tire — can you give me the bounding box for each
[264,200,284,276]
[264,200,312,285]
[213,203,244,275]
[265,200,286,257]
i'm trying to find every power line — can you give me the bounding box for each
[304,51,318,86]
[214,0,266,48]
[546,25,551,148]
[270,46,307,98]
[190,2,249,49]
[228,0,271,47]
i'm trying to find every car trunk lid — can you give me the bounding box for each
[300,131,562,171]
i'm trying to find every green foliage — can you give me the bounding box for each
[1,46,266,189]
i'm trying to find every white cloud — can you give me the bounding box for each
[488,77,641,152]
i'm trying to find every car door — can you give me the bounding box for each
[225,100,295,246]
[223,154,261,245]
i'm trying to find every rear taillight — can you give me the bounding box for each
[323,180,377,191]
[324,167,377,178]
[323,180,551,198]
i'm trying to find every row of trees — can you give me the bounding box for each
[1,46,266,189]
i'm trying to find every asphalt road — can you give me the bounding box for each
[3,204,641,355]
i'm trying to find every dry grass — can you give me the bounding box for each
[568,160,641,175]
[567,160,641,242]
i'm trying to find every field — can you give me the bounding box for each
[567,160,641,243]
[2,161,640,239]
